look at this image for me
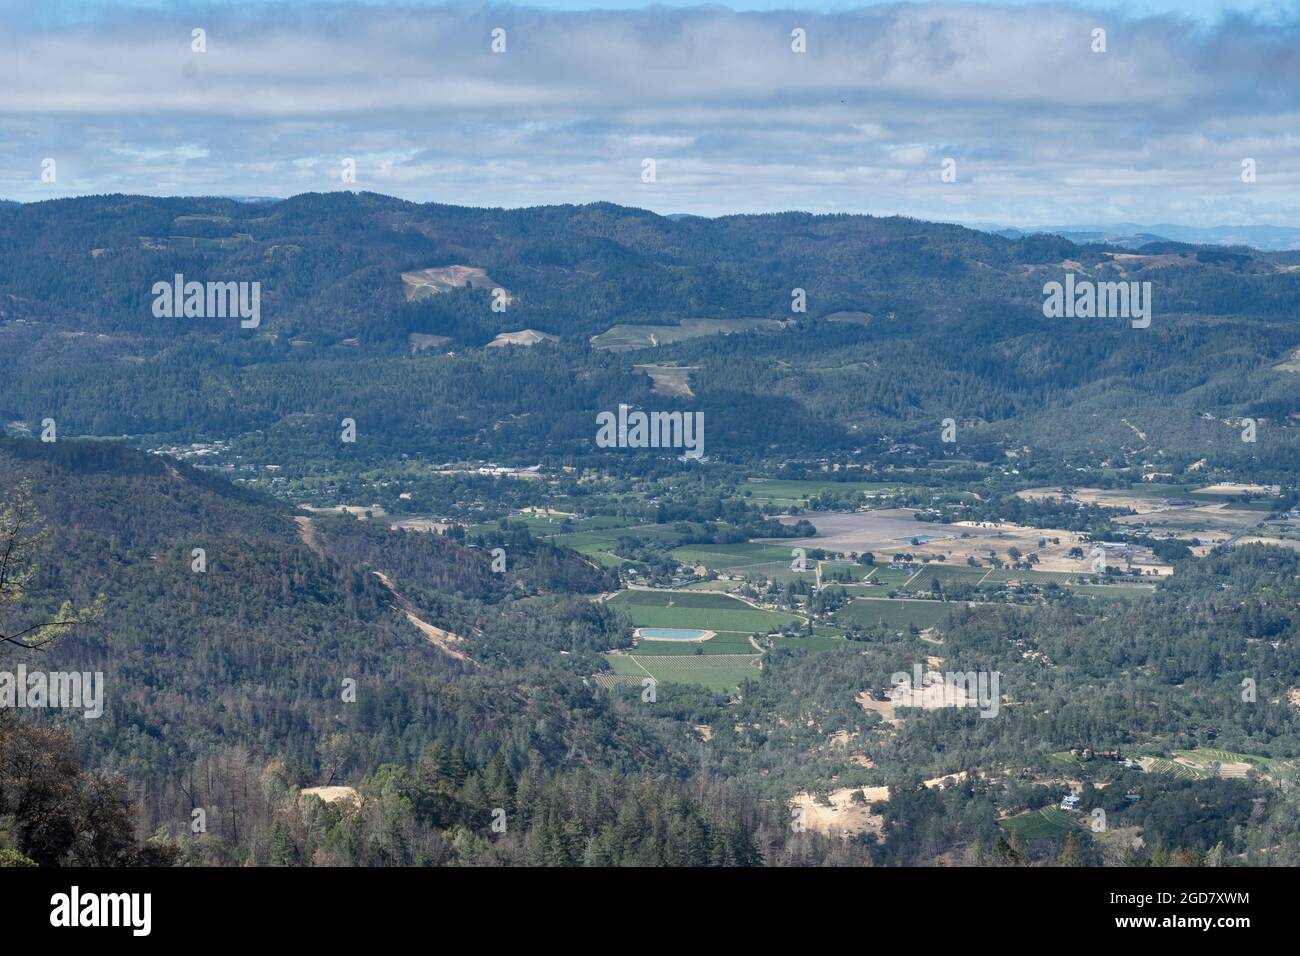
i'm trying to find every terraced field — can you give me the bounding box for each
[1153,749,1283,779]
[1139,757,1211,779]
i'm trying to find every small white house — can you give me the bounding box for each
[1060,794,1081,812]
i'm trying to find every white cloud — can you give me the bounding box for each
[0,2,1298,225]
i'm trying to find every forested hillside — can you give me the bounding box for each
[0,193,1295,469]
[3,435,1300,867]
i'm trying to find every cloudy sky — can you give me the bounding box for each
[3,0,1300,226]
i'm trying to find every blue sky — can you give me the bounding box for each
[27,1,1300,19]
[4,1,1300,225]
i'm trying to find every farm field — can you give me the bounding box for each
[635,364,697,397]
[1017,485,1273,547]
[841,566,917,590]
[899,564,988,592]
[605,651,761,692]
[549,523,698,550]
[629,632,757,656]
[1002,807,1078,839]
[737,477,909,508]
[608,588,800,634]
[400,264,505,301]
[1017,483,1269,509]
[1138,756,1211,779]
[817,561,877,583]
[675,579,744,592]
[671,542,797,569]
[1061,584,1158,601]
[545,521,707,566]
[1139,749,1287,780]
[589,317,787,351]
[765,507,1148,576]
[833,597,967,631]
[670,539,834,585]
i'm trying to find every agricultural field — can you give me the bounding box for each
[1138,749,1285,780]
[1060,583,1158,602]
[635,364,697,397]
[767,508,1153,577]
[608,588,800,634]
[546,521,704,566]
[629,632,757,656]
[1017,485,1274,549]
[605,650,761,693]
[841,566,919,591]
[898,564,989,592]
[589,317,787,351]
[671,541,798,570]
[671,540,822,585]
[399,264,507,301]
[833,597,967,631]
[1274,346,1300,373]
[816,561,877,583]
[1001,807,1078,839]
[1138,757,1212,780]
[676,579,744,592]
[1234,524,1300,552]
[737,477,908,508]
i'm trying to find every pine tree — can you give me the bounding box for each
[1056,832,1083,867]
[269,820,300,867]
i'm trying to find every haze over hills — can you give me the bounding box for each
[983,222,1300,252]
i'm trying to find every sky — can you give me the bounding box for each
[3,0,1300,226]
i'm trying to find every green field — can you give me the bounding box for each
[1157,749,1283,778]
[590,317,787,351]
[737,478,908,505]
[844,566,919,589]
[675,579,744,592]
[1174,748,1271,767]
[899,564,988,592]
[1001,807,1078,839]
[671,542,798,569]
[1062,584,1158,602]
[541,521,707,567]
[609,589,800,634]
[1140,757,1210,780]
[817,561,879,583]
[629,632,757,655]
[1047,751,1081,767]
[833,597,964,631]
[605,651,760,692]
